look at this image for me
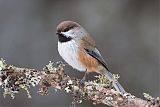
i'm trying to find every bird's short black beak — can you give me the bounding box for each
[56,32,60,35]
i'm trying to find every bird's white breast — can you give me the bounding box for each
[58,40,86,72]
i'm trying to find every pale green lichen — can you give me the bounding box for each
[67,80,73,85]
[20,85,32,98]
[44,61,65,73]
[44,61,56,73]
[143,93,154,101]
[112,74,120,82]
[65,86,71,93]
[94,75,109,84]
[3,87,18,99]
[94,74,120,89]
[94,75,110,86]
[0,58,6,71]
[57,61,65,71]
[25,71,41,87]
[1,67,41,99]
[123,92,135,99]
[0,58,7,86]
[87,75,121,106]
[103,96,118,107]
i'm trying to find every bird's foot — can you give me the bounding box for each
[80,75,86,86]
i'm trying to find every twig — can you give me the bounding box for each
[0,58,159,107]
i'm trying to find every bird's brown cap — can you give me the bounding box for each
[57,20,80,33]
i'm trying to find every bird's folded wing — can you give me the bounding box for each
[84,48,110,71]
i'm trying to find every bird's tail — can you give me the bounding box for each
[102,70,126,94]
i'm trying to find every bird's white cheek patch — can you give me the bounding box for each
[58,41,86,72]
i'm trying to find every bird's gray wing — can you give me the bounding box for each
[84,48,110,71]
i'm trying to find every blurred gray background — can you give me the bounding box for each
[0,0,159,107]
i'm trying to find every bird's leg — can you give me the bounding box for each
[80,69,88,84]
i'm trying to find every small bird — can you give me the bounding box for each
[56,20,125,94]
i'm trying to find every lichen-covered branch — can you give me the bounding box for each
[0,58,159,107]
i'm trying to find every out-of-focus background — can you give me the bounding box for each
[0,0,159,107]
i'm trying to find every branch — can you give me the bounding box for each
[0,58,159,107]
